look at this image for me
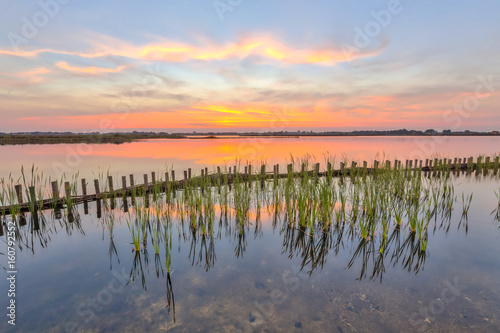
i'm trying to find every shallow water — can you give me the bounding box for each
[1,136,499,182]
[1,171,500,332]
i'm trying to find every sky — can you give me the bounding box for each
[0,0,499,133]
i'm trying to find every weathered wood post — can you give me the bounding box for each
[171,170,175,182]
[340,162,345,175]
[204,167,208,177]
[94,179,101,199]
[81,179,87,198]
[121,176,127,193]
[315,163,320,175]
[15,185,23,204]
[29,186,36,211]
[121,176,128,212]
[188,168,192,179]
[64,182,71,203]
[51,181,59,200]
[201,169,205,177]
[108,176,114,194]
[151,172,156,184]
[144,174,149,192]
[184,170,188,181]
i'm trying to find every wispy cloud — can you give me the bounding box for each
[55,61,127,75]
[0,35,383,66]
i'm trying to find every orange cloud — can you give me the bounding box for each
[0,67,50,84]
[55,62,127,75]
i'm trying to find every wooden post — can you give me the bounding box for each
[386,160,391,170]
[164,172,169,186]
[315,163,320,175]
[15,185,23,204]
[248,165,252,175]
[374,160,379,171]
[276,164,279,175]
[485,156,491,168]
[121,176,127,192]
[233,166,237,175]
[261,164,266,177]
[409,160,413,169]
[151,172,156,184]
[244,166,248,175]
[188,168,192,179]
[108,176,114,193]
[144,174,149,192]
[363,161,368,172]
[204,167,208,177]
[81,179,87,198]
[288,164,293,174]
[94,179,101,199]
[29,186,36,210]
[184,170,188,181]
[217,166,221,175]
[201,169,205,177]
[340,162,345,174]
[171,170,175,182]
[51,181,59,200]
[65,182,71,202]
[130,174,135,186]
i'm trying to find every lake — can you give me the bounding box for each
[1,137,500,332]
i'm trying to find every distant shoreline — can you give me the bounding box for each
[0,132,499,145]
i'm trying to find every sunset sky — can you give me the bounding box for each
[1,0,499,132]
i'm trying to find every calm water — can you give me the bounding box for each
[1,138,500,332]
[1,136,499,181]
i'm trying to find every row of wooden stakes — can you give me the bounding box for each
[1,155,499,217]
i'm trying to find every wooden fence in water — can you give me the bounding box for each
[0,156,498,218]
